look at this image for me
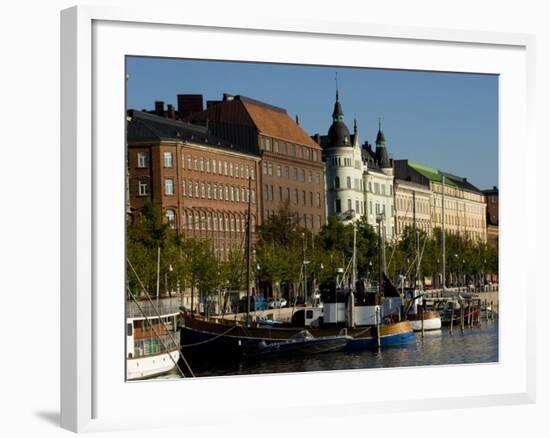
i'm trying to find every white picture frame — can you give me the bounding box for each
[60,5,536,433]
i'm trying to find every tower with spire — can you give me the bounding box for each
[374,118,392,174]
[361,116,395,240]
[322,80,365,222]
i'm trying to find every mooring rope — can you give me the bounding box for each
[180,324,237,348]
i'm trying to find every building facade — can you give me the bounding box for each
[394,160,487,242]
[317,92,395,240]
[323,91,365,220]
[394,179,433,238]
[482,186,499,247]
[182,94,326,232]
[127,110,261,260]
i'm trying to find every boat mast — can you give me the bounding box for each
[412,191,417,290]
[156,246,161,307]
[377,214,384,297]
[245,176,252,326]
[352,223,357,289]
[441,175,446,290]
[349,222,357,328]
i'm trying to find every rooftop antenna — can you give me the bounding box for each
[335,72,339,100]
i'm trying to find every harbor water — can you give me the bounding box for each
[159,320,498,379]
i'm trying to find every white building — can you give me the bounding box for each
[324,90,365,220]
[320,92,395,241]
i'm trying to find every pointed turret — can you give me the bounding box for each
[375,118,390,168]
[352,118,361,147]
[327,85,351,147]
[375,118,386,146]
[332,89,345,123]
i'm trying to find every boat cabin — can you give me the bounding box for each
[126,312,179,359]
[291,307,324,327]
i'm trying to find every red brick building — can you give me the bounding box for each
[482,186,499,247]
[127,110,261,260]
[156,94,327,232]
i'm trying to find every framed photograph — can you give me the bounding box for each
[61,5,536,433]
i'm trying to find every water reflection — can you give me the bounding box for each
[161,322,498,379]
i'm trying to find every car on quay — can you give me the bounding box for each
[268,298,288,309]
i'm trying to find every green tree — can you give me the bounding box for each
[126,201,177,295]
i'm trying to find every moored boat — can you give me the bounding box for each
[406,310,442,331]
[257,330,351,357]
[126,303,181,380]
[179,309,415,358]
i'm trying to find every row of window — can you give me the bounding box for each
[165,209,256,233]
[181,178,256,204]
[334,198,394,217]
[432,213,485,228]
[433,197,483,214]
[263,184,322,208]
[260,137,320,162]
[263,210,322,230]
[396,196,430,215]
[434,184,484,203]
[331,177,394,196]
[262,162,322,184]
[328,156,361,169]
[136,151,256,180]
[136,176,257,204]
[396,219,431,235]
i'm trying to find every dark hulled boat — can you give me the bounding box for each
[179,311,414,359]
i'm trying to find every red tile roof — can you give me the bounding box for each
[189,96,321,149]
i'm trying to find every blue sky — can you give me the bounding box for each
[126,57,498,189]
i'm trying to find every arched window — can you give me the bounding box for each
[335,176,340,189]
[165,209,176,228]
[346,176,351,188]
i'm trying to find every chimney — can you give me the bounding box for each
[223,93,234,101]
[177,94,204,119]
[154,101,164,116]
[206,100,221,109]
[167,104,175,119]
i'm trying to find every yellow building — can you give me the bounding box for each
[394,160,487,242]
[394,179,432,238]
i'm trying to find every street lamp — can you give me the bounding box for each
[437,258,441,289]
[302,232,307,304]
[454,254,458,287]
[368,261,373,285]
[462,259,465,288]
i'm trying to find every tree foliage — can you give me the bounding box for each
[126,201,498,300]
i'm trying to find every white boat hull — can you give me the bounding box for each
[409,317,442,331]
[127,349,180,380]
